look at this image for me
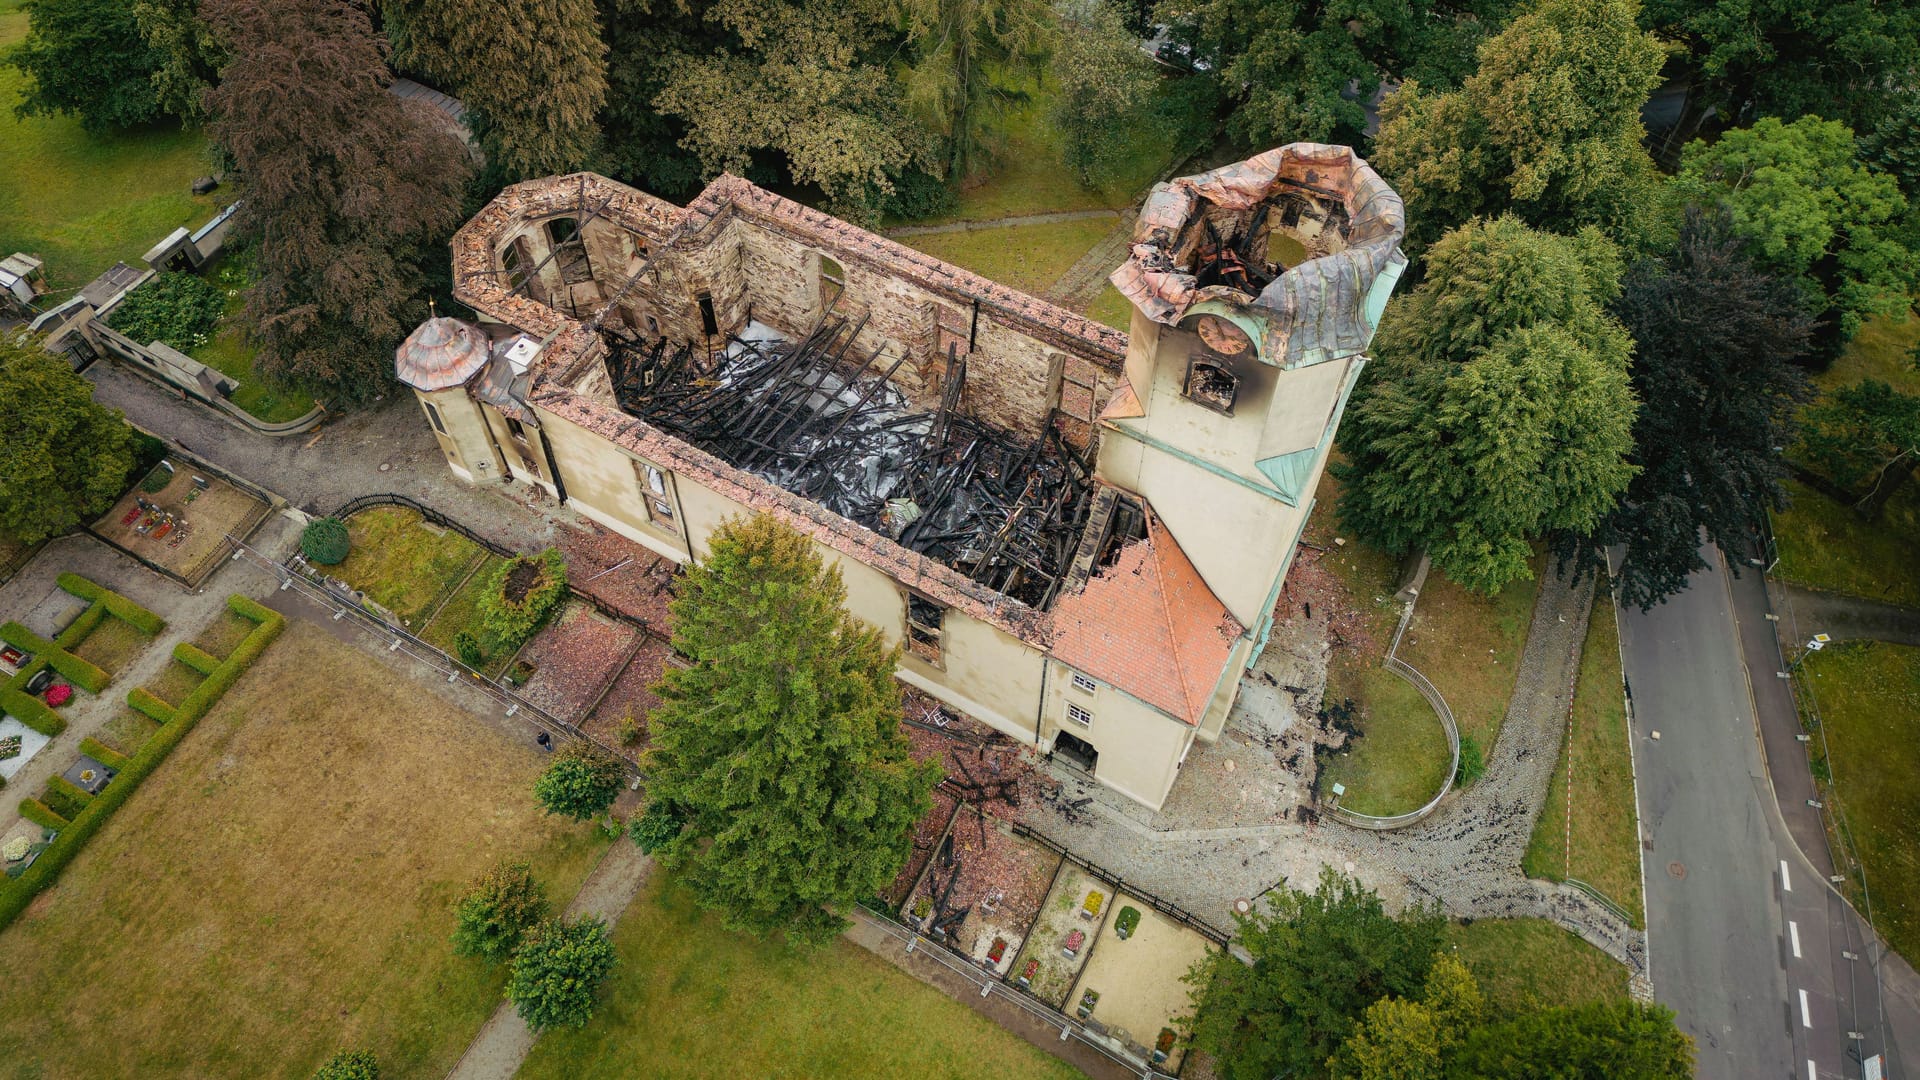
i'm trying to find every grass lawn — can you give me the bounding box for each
[189,256,317,423]
[1799,640,1920,964]
[520,874,1084,1080]
[144,657,204,708]
[97,708,161,757]
[1395,556,1538,760]
[902,216,1120,298]
[0,620,609,1078]
[330,506,488,630]
[419,552,514,676]
[1812,310,1920,396]
[68,616,153,676]
[0,5,221,293]
[1319,660,1450,815]
[192,608,259,662]
[1086,284,1134,332]
[1771,479,1920,608]
[1524,592,1642,925]
[1445,918,1628,1011]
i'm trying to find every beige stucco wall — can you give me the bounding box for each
[1040,658,1195,811]
[415,387,500,484]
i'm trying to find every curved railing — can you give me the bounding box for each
[1326,591,1462,831]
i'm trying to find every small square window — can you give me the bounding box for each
[1066,703,1093,728]
[1070,672,1097,694]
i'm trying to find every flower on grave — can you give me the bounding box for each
[80,769,98,784]
[0,734,21,761]
[2,836,28,862]
[44,683,72,707]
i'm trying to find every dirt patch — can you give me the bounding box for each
[1066,891,1214,1069]
[513,602,640,723]
[556,522,677,629]
[90,467,270,587]
[583,636,674,760]
[501,559,541,604]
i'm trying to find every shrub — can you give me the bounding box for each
[616,715,642,746]
[127,686,177,724]
[506,660,535,687]
[478,549,568,651]
[506,917,617,1032]
[106,271,227,351]
[57,574,166,634]
[313,1049,380,1080]
[534,742,625,821]
[1115,906,1142,939]
[19,798,67,830]
[0,621,109,693]
[55,605,107,650]
[80,737,131,770]
[453,631,484,669]
[451,860,550,963]
[173,641,222,675]
[42,776,93,820]
[1,686,66,737]
[629,800,683,855]
[1456,733,1487,787]
[302,517,351,565]
[140,465,173,494]
[126,431,167,488]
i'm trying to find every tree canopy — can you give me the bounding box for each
[1676,115,1917,351]
[1370,0,1667,253]
[1799,380,1920,521]
[451,860,551,963]
[533,742,626,822]
[1337,217,1639,593]
[1050,0,1161,186]
[1451,999,1694,1078]
[204,0,471,405]
[505,917,618,1031]
[1327,953,1483,1080]
[1187,867,1446,1080]
[642,514,942,945]
[385,0,607,179]
[131,0,224,122]
[0,341,134,545]
[9,0,166,131]
[900,0,1053,180]
[1572,208,1814,609]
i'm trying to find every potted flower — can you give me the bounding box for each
[44,683,72,707]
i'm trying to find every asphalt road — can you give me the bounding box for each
[1620,540,1911,1080]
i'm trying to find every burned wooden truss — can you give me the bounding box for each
[604,312,1096,608]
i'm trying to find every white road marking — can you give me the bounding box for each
[1799,989,1813,1028]
[1783,860,1792,891]
[1791,921,1803,958]
[1808,1060,1818,1080]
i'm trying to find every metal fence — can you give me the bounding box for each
[1327,593,1463,830]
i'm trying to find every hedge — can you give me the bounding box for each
[0,622,109,693]
[42,776,93,820]
[1,686,66,737]
[55,605,107,651]
[19,798,67,830]
[173,642,221,676]
[126,687,176,724]
[56,573,167,635]
[79,737,131,770]
[0,594,285,932]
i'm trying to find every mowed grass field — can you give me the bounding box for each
[1446,918,1629,1010]
[520,875,1086,1080]
[0,620,608,1079]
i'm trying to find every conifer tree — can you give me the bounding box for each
[0,341,134,544]
[642,514,942,945]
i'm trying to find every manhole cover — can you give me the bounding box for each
[1667,861,1687,880]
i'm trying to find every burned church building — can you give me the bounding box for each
[398,145,1405,810]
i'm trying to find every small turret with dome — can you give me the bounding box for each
[395,315,490,392]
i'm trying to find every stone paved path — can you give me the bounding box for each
[444,840,654,1080]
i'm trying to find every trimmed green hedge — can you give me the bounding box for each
[0,622,109,694]
[79,737,131,770]
[42,776,93,820]
[56,574,167,635]
[173,642,221,676]
[19,798,67,830]
[0,594,285,933]
[55,605,107,651]
[1,686,66,737]
[126,687,177,724]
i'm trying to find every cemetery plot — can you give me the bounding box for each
[883,788,959,907]
[583,634,674,758]
[510,602,641,723]
[92,465,269,586]
[903,805,1057,978]
[1066,891,1214,1071]
[1008,861,1115,1009]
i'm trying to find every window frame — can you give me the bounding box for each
[1183,356,1239,415]
[632,459,679,533]
[904,593,946,665]
[1065,702,1093,728]
[422,400,447,436]
[1070,671,1097,694]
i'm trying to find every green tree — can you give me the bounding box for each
[312,1049,379,1080]
[597,0,707,200]
[534,742,626,821]
[1863,90,1920,202]
[0,341,134,545]
[644,514,942,945]
[1328,953,1484,1080]
[1452,999,1693,1078]
[1641,0,1920,134]
[203,0,471,406]
[1571,208,1814,609]
[384,0,607,179]
[132,0,225,122]
[1186,867,1445,1080]
[900,0,1053,180]
[628,798,684,854]
[9,0,165,131]
[451,860,551,963]
[505,917,617,1032]
[1676,116,1917,350]
[1050,0,1160,186]
[1800,380,1920,520]
[1337,217,1639,593]
[1370,0,1666,253]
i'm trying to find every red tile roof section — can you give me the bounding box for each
[1047,510,1244,726]
[1097,380,1144,421]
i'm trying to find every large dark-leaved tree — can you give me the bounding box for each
[0,340,134,545]
[1566,208,1815,609]
[1799,380,1920,522]
[1187,867,1445,1080]
[9,0,166,130]
[204,0,471,406]
[642,514,942,946]
[1337,216,1640,594]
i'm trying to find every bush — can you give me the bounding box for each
[140,465,173,494]
[313,1049,380,1080]
[57,574,166,635]
[451,860,550,963]
[302,517,351,566]
[0,621,109,693]
[453,631,485,669]
[2,685,67,737]
[616,715,642,746]
[42,776,93,820]
[506,917,618,1032]
[876,167,958,221]
[629,800,683,855]
[55,605,106,651]
[173,641,222,676]
[534,742,625,821]
[506,660,535,687]
[79,737,130,770]
[106,272,227,351]
[478,549,568,651]
[126,686,177,724]
[19,798,67,830]
[1456,733,1487,787]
